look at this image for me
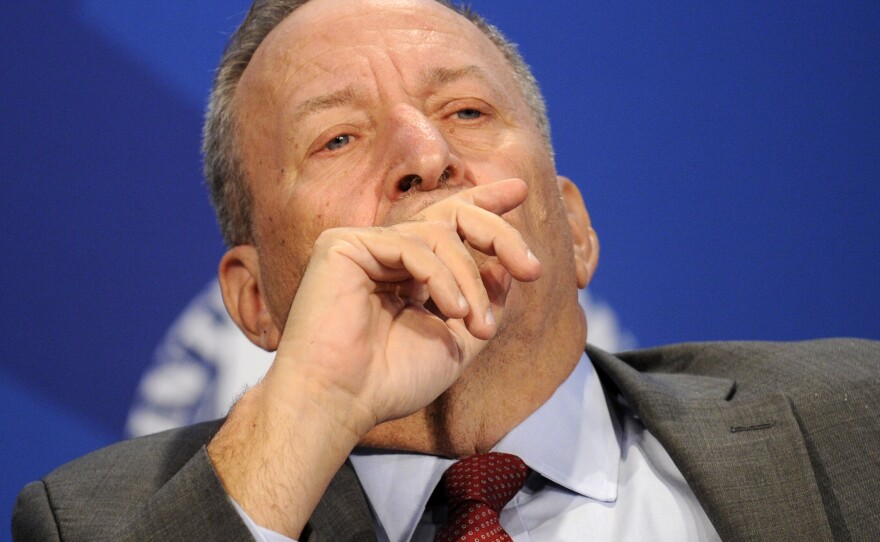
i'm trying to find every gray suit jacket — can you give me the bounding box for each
[13,339,880,541]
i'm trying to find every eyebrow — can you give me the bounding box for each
[420,65,494,89]
[290,65,498,124]
[291,85,370,124]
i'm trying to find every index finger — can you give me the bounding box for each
[419,178,529,221]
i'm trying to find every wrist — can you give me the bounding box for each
[207,369,370,538]
[264,361,379,442]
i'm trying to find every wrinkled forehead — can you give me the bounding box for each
[269,0,475,49]
[240,0,513,98]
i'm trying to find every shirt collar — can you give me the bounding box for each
[348,450,453,542]
[350,351,620,542]
[493,351,620,500]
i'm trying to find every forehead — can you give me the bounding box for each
[239,0,515,101]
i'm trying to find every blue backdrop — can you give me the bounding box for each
[2,1,878,535]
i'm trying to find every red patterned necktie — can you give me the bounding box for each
[434,452,530,542]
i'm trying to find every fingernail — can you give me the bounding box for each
[458,294,468,311]
[527,249,539,263]
[485,307,496,327]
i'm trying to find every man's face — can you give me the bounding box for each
[235,0,576,335]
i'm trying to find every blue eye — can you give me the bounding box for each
[325,134,351,151]
[456,109,482,120]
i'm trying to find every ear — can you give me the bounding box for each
[558,176,599,289]
[218,245,282,351]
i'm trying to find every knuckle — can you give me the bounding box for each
[314,227,368,257]
[313,227,344,249]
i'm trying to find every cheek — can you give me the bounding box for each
[293,151,386,227]
[294,178,383,229]
[256,186,382,329]
[485,141,560,259]
[463,131,546,178]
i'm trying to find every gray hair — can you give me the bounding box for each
[203,0,551,247]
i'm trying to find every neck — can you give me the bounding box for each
[360,291,586,457]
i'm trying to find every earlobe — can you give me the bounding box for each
[218,245,282,351]
[557,176,600,289]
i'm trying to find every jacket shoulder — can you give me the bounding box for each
[616,338,879,393]
[597,339,880,538]
[13,419,254,541]
[45,418,222,486]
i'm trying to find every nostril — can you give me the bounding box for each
[398,175,421,192]
[438,167,452,185]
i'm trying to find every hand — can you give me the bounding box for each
[272,177,542,432]
[208,178,541,537]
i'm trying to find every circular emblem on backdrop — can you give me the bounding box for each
[125,281,273,437]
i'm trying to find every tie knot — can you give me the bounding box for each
[440,452,529,513]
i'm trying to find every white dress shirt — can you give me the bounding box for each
[238,352,721,541]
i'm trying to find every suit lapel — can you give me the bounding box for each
[302,460,377,542]
[587,345,835,541]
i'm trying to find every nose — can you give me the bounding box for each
[383,104,464,198]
